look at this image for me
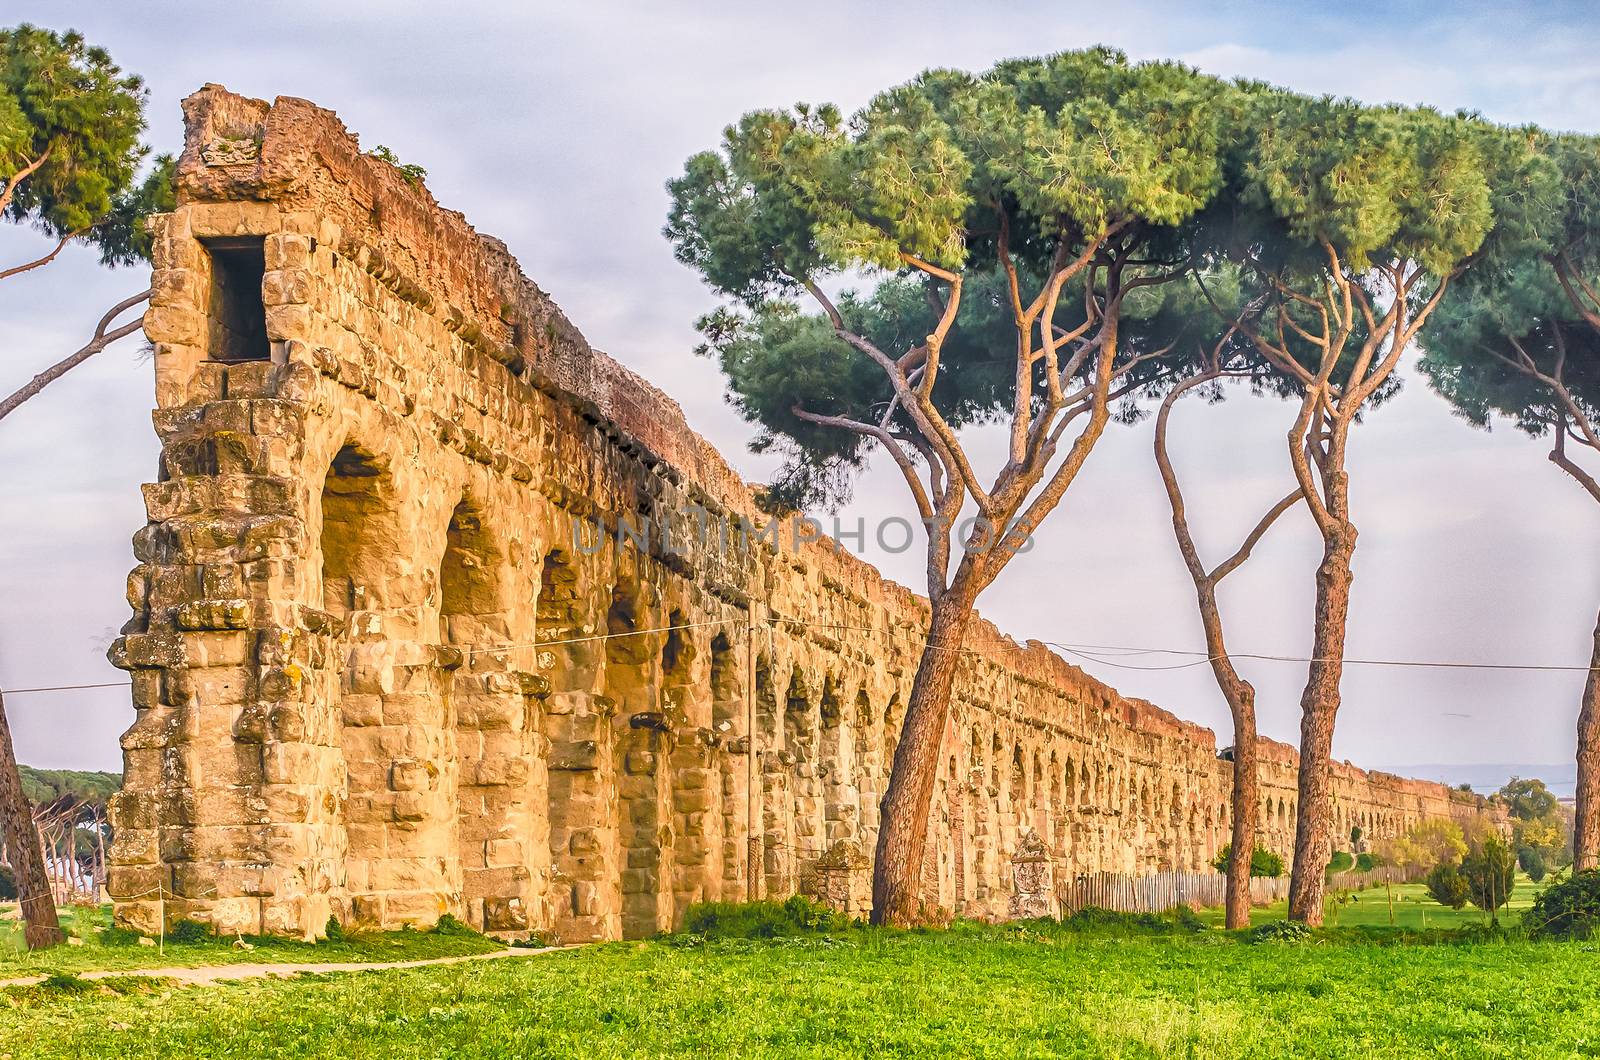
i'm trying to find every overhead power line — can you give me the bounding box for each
[3,619,1595,700]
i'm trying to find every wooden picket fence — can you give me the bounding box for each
[1056,866,1417,916]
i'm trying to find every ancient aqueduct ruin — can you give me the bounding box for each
[104,86,1485,941]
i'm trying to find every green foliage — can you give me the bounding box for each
[1461,833,1518,922]
[679,896,852,939]
[368,144,427,187]
[1355,852,1376,873]
[166,918,210,944]
[1425,863,1470,910]
[1249,920,1312,944]
[90,152,174,266]
[1326,851,1355,875]
[1518,846,1549,883]
[666,48,1227,509]
[0,862,15,900]
[35,971,92,994]
[1419,127,1600,459]
[1500,777,1561,821]
[1383,818,1468,873]
[0,25,148,235]
[17,764,121,807]
[1490,778,1573,887]
[1527,870,1600,939]
[1053,906,1204,936]
[1211,842,1285,877]
[432,914,481,938]
[323,915,345,942]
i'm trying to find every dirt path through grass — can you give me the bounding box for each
[0,944,563,989]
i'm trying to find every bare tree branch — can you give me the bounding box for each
[0,289,151,424]
[0,147,52,217]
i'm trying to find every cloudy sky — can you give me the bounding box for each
[3,1,1599,783]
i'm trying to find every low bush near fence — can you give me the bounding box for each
[678,896,854,939]
[1526,870,1600,939]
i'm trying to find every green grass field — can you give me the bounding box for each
[1197,878,1543,932]
[0,904,503,976]
[3,883,1599,1059]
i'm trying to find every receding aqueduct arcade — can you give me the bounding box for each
[104,85,1485,941]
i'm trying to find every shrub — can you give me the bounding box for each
[432,914,481,938]
[1326,851,1355,875]
[1212,843,1286,878]
[1355,853,1376,873]
[324,915,346,942]
[1461,834,1517,923]
[680,896,850,939]
[1425,863,1470,909]
[1518,846,1548,883]
[1056,906,1203,936]
[0,863,16,901]
[1528,870,1600,940]
[167,918,211,944]
[1249,920,1312,944]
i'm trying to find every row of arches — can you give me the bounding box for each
[296,438,1426,937]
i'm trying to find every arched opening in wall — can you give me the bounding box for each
[817,676,847,847]
[990,733,1003,792]
[709,633,738,731]
[707,630,742,899]
[1049,754,1064,859]
[658,607,700,728]
[439,497,517,931]
[1031,753,1046,837]
[605,587,652,670]
[537,549,613,941]
[439,498,502,642]
[783,670,820,866]
[319,444,396,618]
[1010,746,1025,835]
[607,582,673,938]
[662,626,684,676]
[852,690,876,815]
[881,695,904,779]
[316,442,405,930]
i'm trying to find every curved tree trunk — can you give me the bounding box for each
[871,589,976,926]
[1574,600,1600,872]
[0,688,64,948]
[1287,533,1356,924]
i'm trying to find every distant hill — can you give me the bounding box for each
[1377,763,1576,798]
[19,765,122,807]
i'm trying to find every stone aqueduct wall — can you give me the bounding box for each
[106,86,1484,941]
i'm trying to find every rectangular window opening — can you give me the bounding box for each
[201,236,270,363]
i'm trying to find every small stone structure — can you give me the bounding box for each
[106,86,1488,941]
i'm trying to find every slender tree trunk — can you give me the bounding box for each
[1224,687,1260,930]
[1574,599,1600,871]
[1287,531,1356,924]
[1192,581,1261,930]
[0,688,63,948]
[872,588,977,926]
